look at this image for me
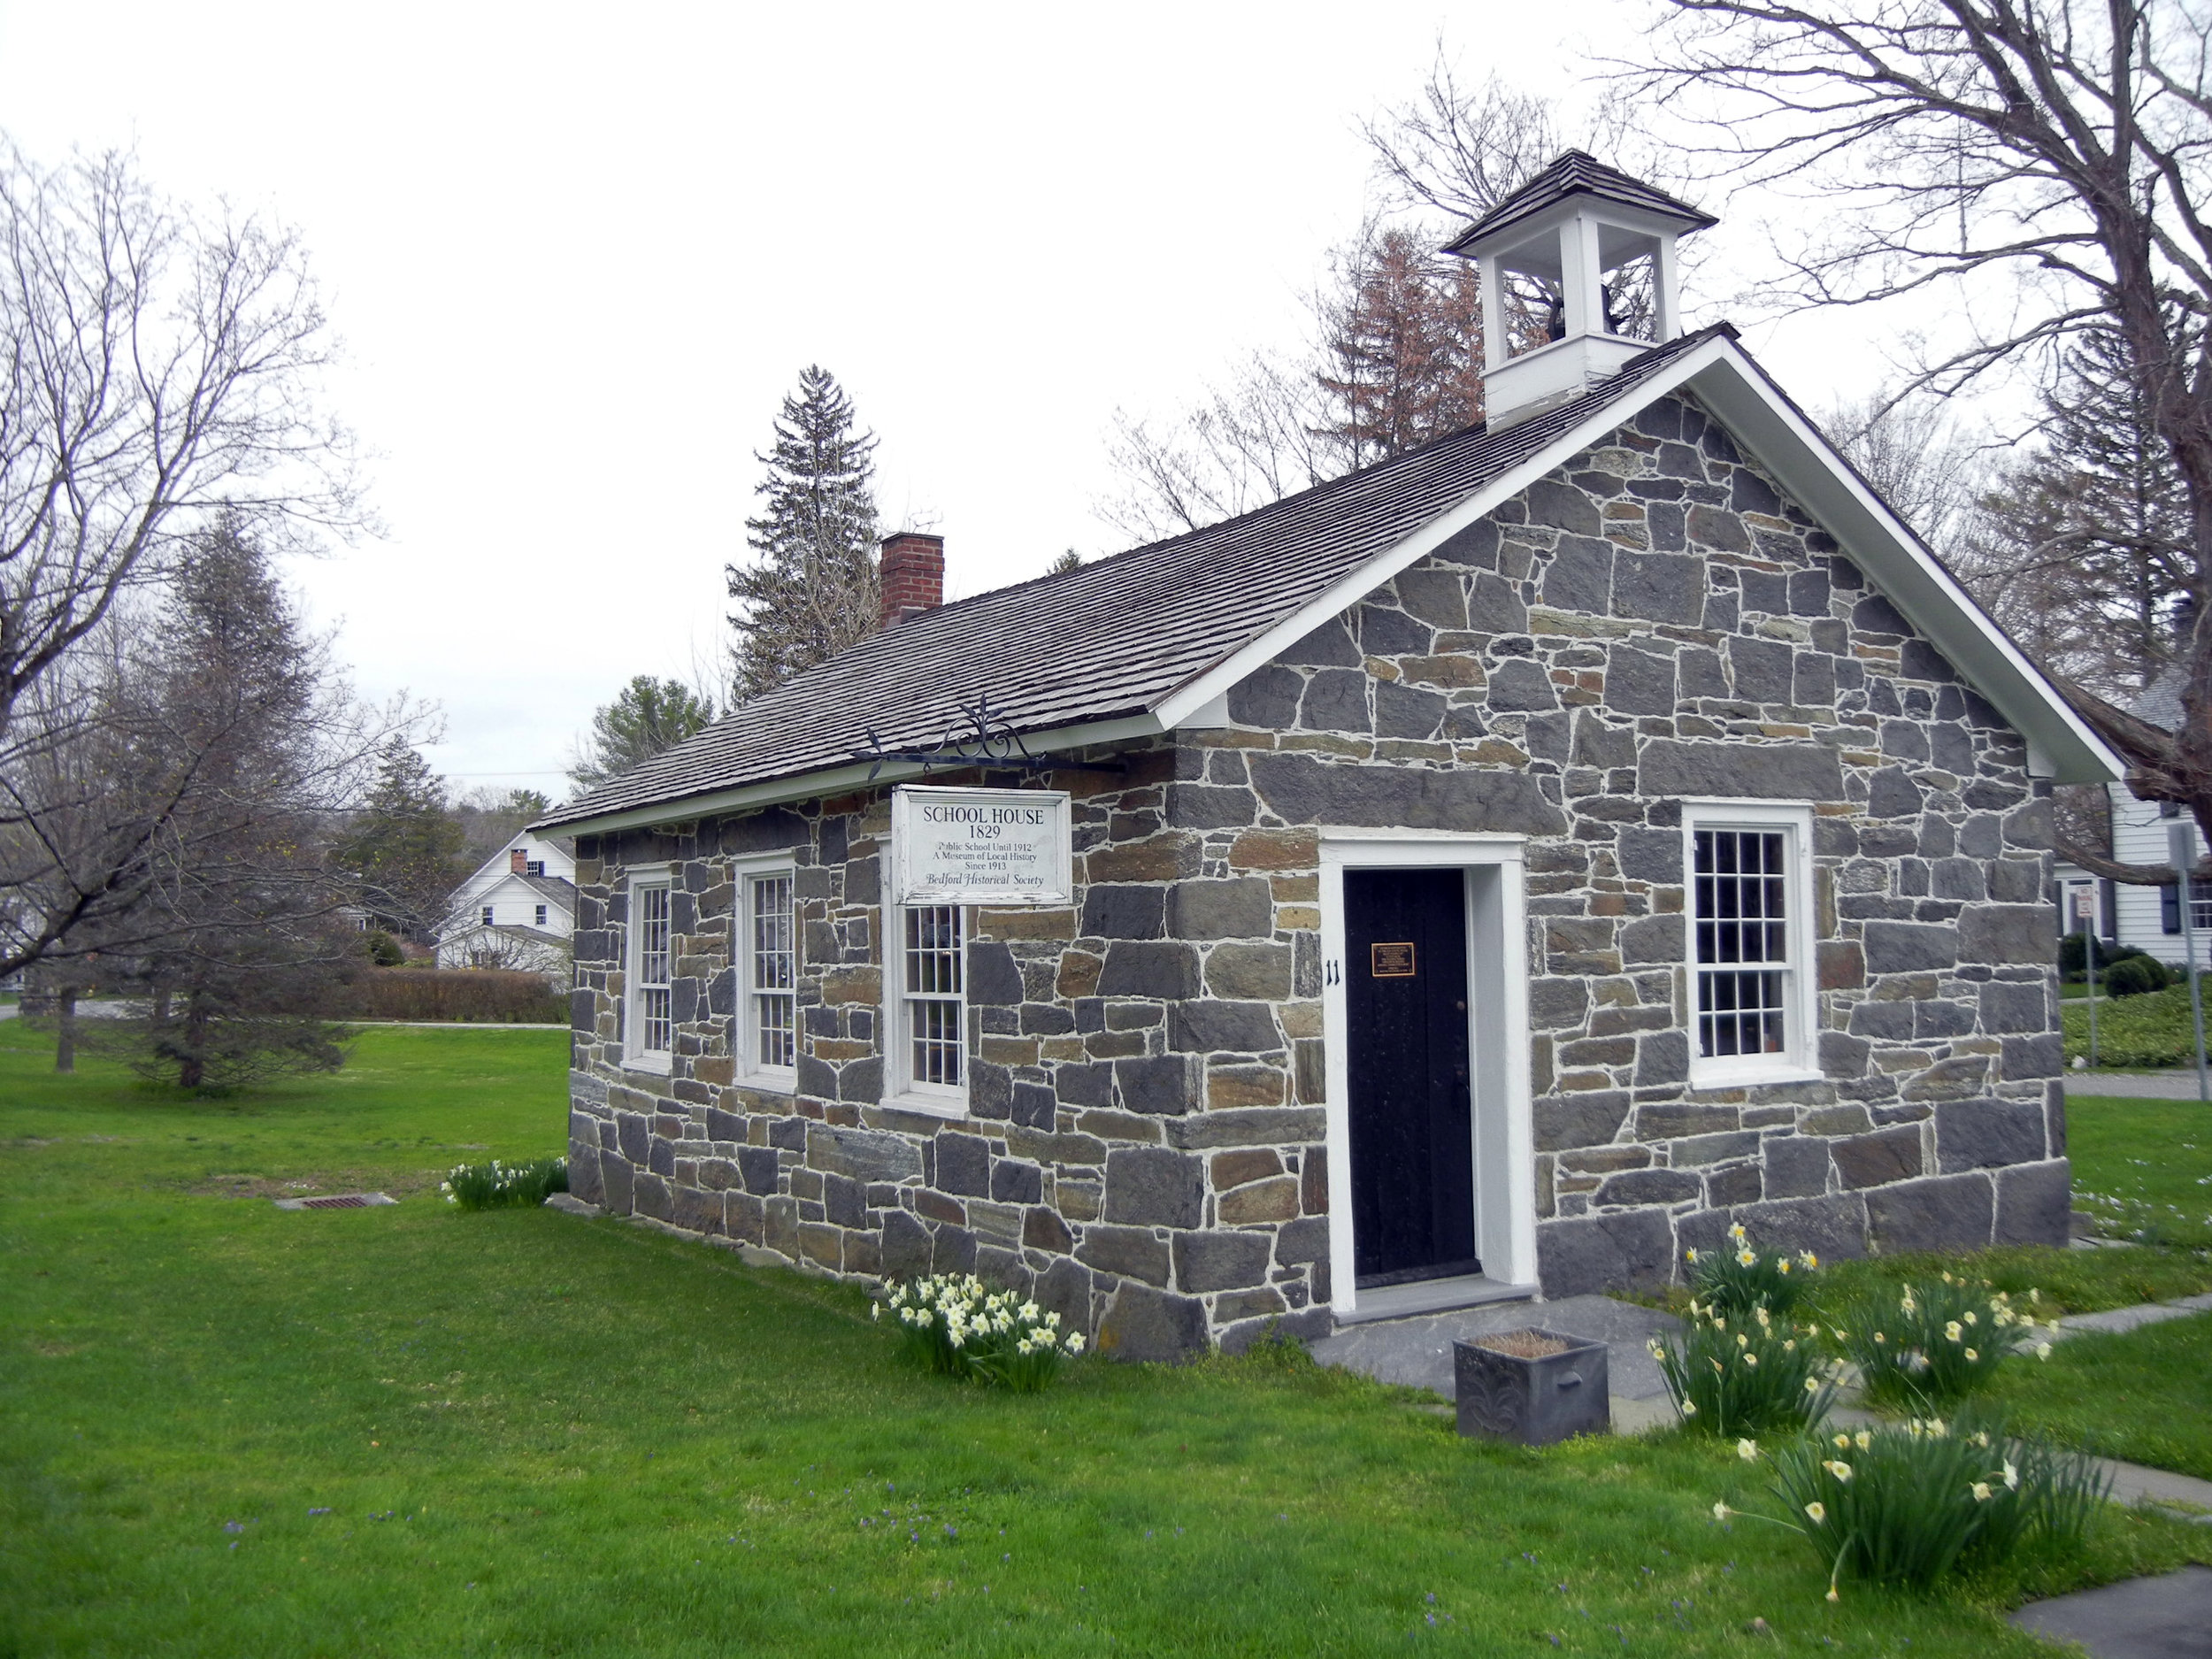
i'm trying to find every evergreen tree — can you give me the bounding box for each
[569,676,717,790]
[726,365,881,697]
[334,737,467,941]
[126,519,356,1090]
[1315,223,1488,468]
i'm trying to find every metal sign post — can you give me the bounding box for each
[2170,823,2211,1106]
[2076,891,2099,1071]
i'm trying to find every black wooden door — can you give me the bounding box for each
[1345,866,1478,1287]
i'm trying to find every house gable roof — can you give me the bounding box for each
[540,326,2119,838]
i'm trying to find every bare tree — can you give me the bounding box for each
[0,137,363,969]
[1099,351,1338,542]
[1617,0,2212,883]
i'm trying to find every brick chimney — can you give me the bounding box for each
[879,532,945,629]
[511,848,528,874]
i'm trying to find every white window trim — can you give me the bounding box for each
[883,897,970,1118]
[733,852,799,1091]
[624,863,676,1076]
[1681,799,1823,1088]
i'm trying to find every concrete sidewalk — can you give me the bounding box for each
[2066,1069,2212,1100]
[2012,1565,2212,1658]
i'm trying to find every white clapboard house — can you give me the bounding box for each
[436,832,578,975]
[2052,670,2212,965]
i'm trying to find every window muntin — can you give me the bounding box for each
[1685,804,1815,1083]
[1694,828,1789,1059]
[891,902,966,1107]
[747,871,797,1076]
[628,873,673,1069]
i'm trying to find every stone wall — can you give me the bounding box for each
[564,390,2067,1356]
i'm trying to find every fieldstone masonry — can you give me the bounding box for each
[565,391,2068,1358]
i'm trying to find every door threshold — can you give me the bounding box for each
[1333,1273,1538,1326]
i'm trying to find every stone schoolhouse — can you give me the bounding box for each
[539,155,2121,1359]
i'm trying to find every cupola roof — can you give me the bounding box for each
[1445,150,1717,254]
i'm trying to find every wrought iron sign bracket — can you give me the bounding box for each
[856,694,1124,782]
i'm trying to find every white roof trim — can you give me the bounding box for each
[1153,334,2122,786]
[543,711,1166,840]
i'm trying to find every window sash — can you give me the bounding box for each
[749,873,796,1072]
[633,880,672,1058]
[1691,824,1797,1067]
[901,903,964,1094]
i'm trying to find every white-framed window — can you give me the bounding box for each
[626,865,675,1073]
[534,903,549,927]
[734,856,798,1087]
[886,900,967,1113]
[480,904,494,926]
[1682,801,1820,1086]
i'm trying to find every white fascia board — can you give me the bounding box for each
[1154,334,1741,730]
[1684,356,2123,786]
[543,712,1165,841]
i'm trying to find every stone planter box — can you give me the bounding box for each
[1453,1328,1609,1446]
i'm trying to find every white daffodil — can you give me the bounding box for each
[1963,1348,1978,1363]
[1832,1433,1851,1450]
[1712,1501,1731,1521]
[1681,1400,1699,1417]
[1064,1333,1086,1355]
[1970,1482,1992,1502]
[1823,1461,1853,1483]
[1945,1321,1964,1342]
[2003,1461,2019,1491]
[1737,1249,1758,1268]
[2036,1342,2054,1361]
[1742,1354,1759,1368]
[1855,1431,1871,1451]
[1738,1439,1759,1461]
[1804,1502,1827,1524]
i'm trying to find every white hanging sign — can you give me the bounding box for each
[890,786,1072,907]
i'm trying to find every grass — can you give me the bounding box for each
[4,1022,2209,1655]
[2062,982,2212,1069]
[1982,1313,2212,1482]
[2064,1088,2212,1250]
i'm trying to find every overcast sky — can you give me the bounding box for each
[0,2,1916,803]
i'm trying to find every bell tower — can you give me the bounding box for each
[1446,152,1716,430]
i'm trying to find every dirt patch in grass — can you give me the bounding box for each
[185,1169,442,1201]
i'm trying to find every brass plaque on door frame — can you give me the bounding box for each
[1371,941,1416,978]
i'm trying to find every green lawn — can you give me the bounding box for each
[2062,983,2212,1069]
[2067,1089,2212,1250]
[1983,1313,2212,1482]
[4,1019,2209,1655]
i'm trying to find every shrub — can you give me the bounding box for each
[2103,954,2173,997]
[1653,1300,1839,1436]
[2059,935,2153,978]
[339,968,566,1025]
[1719,1415,2108,1600]
[877,1273,1084,1392]
[1684,1222,1821,1321]
[1831,1274,2058,1410]
[442,1156,568,1210]
[364,929,407,967]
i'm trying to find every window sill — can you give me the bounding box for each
[880,1091,969,1120]
[1688,1064,1825,1091]
[623,1054,673,1078]
[734,1068,796,1094]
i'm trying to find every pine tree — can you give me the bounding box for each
[569,676,717,790]
[1314,223,1488,467]
[334,737,467,940]
[726,365,882,698]
[127,519,355,1089]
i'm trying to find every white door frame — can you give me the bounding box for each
[1318,832,1538,1317]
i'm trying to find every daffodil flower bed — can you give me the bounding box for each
[1832,1272,2060,1411]
[876,1273,1085,1393]
[441,1155,568,1210]
[1684,1223,1821,1322]
[1652,1297,1839,1437]
[1714,1417,2108,1599]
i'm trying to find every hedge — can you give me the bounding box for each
[341,968,568,1025]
